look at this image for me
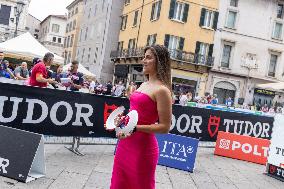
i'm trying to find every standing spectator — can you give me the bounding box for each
[29,52,57,87]
[126,81,137,98]
[105,81,113,95]
[261,104,269,112]
[14,62,29,80]
[225,97,234,107]
[211,94,219,105]
[113,81,125,97]
[51,65,67,82]
[67,60,84,91]
[179,92,188,106]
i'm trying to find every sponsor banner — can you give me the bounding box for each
[267,164,284,182]
[170,105,274,141]
[267,114,284,168]
[0,82,274,140]
[214,131,270,165]
[0,82,129,137]
[0,125,45,183]
[156,134,199,172]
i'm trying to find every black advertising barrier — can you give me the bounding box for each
[0,82,129,137]
[170,105,274,141]
[0,82,274,141]
[0,125,45,182]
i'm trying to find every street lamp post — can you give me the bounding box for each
[14,1,25,38]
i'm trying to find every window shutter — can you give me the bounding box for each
[213,12,219,30]
[128,39,131,49]
[120,16,124,30]
[157,1,162,20]
[153,34,157,44]
[169,0,176,19]
[195,41,201,54]
[164,34,170,48]
[199,8,206,27]
[147,35,150,46]
[208,44,214,56]
[179,37,185,50]
[125,15,128,29]
[150,3,155,20]
[182,4,189,23]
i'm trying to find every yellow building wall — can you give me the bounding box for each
[117,0,219,96]
[119,0,219,52]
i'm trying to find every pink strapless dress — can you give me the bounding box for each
[110,91,159,189]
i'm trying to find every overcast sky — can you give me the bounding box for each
[28,0,74,21]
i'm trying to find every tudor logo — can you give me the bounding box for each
[208,115,221,138]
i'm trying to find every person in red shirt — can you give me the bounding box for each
[29,52,57,87]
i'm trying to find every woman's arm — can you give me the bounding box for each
[136,86,172,134]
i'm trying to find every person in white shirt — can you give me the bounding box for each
[179,92,188,106]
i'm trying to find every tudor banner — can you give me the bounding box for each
[0,82,129,137]
[170,105,274,141]
[0,82,274,140]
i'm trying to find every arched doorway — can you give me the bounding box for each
[213,81,236,104]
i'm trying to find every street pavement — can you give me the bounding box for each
[0,144,283,189]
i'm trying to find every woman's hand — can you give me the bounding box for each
[116,132,131,139]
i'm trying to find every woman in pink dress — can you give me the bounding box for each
[110,45,172,189]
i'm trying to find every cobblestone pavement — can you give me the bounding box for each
[0,144,283,189]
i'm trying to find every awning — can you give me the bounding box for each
[256,82,284,91]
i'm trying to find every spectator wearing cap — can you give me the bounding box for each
[14,62,29,80]
[29,52,57,87]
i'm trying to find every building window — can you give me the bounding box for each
[79,29,82,42]
[230,0,238,7]
[117,41,124,51]
[195,42,213,64]
[102,0,105,10]
[67,36,70,47]
[85,27,88,40]
[75,7,78,14]
[82,48,85,62]
[226,10,237,29]
[52,24,60,33]
[52,37,56,42]
[94,4,97,16]
[58,38,61,43]
[169,1,189,23]
[147,34,157,46]
[88,8,91,18]
[272,22,283,40]
[70,34,74,47]
[200,8,218,29]
[128,38,136,49]
[69,22,72,32]
[73,20,76,30]
[268,54,278,77]
[66,24,69,33]
[125,0,130,5]
[121,15,128,30]
[0,5,11,26]
[151,1,162,21]
[164,34,184,51]
[133,10,139,27]
[277,3,284,19]
[34,34,38,39]
[88,48,91,62]
[35,29,39,33]
[221,43,233,68]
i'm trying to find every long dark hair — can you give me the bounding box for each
[144,45,172,91]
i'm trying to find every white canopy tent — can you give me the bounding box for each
[63,63,96,77]
[256,82,284,91]
[0,32,64,64]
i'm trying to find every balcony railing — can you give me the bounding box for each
[110,47,214,67]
